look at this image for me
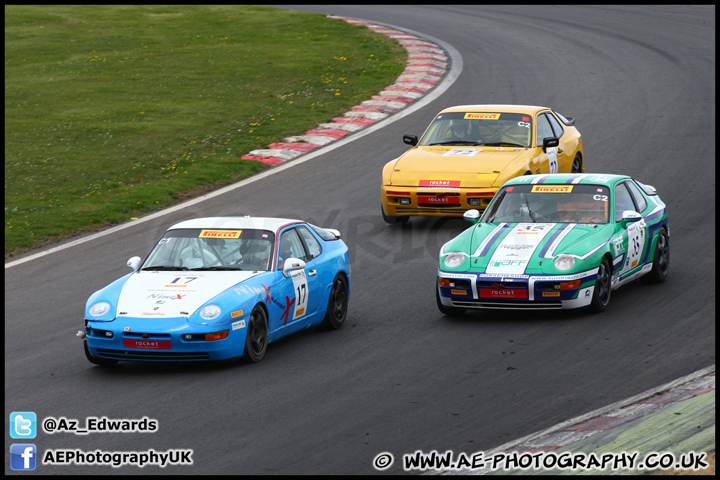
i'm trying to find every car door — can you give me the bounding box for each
[535,113,559,174]
[611,181,649,280]
[546,112,574,172]
[273,227,320,332]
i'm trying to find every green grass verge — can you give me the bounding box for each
[5,5,407,256]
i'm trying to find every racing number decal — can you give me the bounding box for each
[546,146,558,174]
[624,220,647,271]
[290,269,309,320]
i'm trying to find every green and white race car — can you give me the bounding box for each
[437,173,669,314]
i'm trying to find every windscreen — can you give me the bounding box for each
[418,111,533,148]
[482,184,610,224]
[143,228,275,271]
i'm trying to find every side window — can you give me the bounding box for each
[277,228,307,269]
[297,225,322,260]
[624,181,647,213]
[536,114,555,146]
[547,112,565,138]
[614,183,638,222]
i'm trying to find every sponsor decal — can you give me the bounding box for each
[261,284,271,303]
[542,291,561,297]
[612,237,625,255]
[280,296,296,326]
[479,289,528,299]
[419,180,461,188]
[199,229,242,239]
[231,310,244,318]
[232,320,246,330]
[531,185,573,193]
[492,259,528,268]
[146,293,186,301]
[123,339,171,350]
[418,195,460,205]
[464,113,501,120]
[450,289,467,295]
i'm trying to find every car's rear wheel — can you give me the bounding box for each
[641,227,669,283]
[589,257,612,312]
[436,284,466,316]
[571,153,583,173]
[84,340,118,366]
[243,305,268,363]
[321,273,348,330]
[381,203,409,225]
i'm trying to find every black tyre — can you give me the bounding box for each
[589,257,612,312]
[571,153,583,173]
[381,203,409,225]
[84,340,118,366]
[321,274,349,330]
[243,305,268,363]
[436,284,466,316]
[641,228,669,283]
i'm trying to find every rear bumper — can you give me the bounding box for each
[382,186,497,217]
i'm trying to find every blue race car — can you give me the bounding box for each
[79,217,350,365]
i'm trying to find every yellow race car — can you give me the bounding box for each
[381,104,584,223]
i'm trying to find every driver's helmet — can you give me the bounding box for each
[450,120,471,138]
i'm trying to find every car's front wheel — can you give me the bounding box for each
[243,305,268,363]
[589,257,612,312]
[84,340,118,366]
[641,227,669,283]
[321,273,349,330]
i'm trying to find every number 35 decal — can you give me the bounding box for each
[290,269,309,319]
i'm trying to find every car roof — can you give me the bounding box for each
[438,104,552,114]
[167,217,303,232]
[504,173,632,187]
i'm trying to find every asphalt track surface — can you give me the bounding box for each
[4,5,715,475]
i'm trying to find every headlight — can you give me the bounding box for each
[88,302,111,317]
[200,304,222,320]
[554,254,576,271]
[443,252,467,269]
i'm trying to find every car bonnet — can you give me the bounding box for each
[447,222,610,274]
[390,147,528,187]
[115,270,263,318]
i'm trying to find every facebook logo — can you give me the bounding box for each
[10,411,37,439]
[10,444,37,471]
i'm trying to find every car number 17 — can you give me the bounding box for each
[290,269,309,319]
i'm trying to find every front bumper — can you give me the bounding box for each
[84,316,247,362]
[436,269,598,310]
[382,186,497,217]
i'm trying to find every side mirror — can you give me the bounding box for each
[403,134,418,146]
[621,211,642,228]
[282,258,306,277]
[463,209,480,224]
[542,137,559,152]
[127,256,142,271]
